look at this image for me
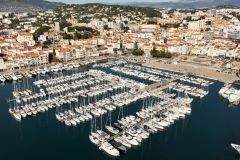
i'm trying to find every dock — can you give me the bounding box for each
[106,107,167,142]
[145,74,187,92]
[105,74,187,142]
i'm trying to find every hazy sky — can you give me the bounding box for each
[48,0,179,4]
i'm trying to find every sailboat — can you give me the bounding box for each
[99,141,120,157]
[55,104,63,122]
[10,100,21,122]
[231,144,240,154]
[8,81,22,122]
[89,115,100,146]
[105,107,119,135]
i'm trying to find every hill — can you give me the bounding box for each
[0,0,64,12]
[124,0,240,9]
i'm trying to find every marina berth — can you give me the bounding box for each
[94,92,194,152]
[168,82,209,98]
[0,59,103,85]
[7,61,213,157]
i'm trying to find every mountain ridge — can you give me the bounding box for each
[0,0,64,10]
[0,0,239,11]
[120,0,240,8]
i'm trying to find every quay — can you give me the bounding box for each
[142,60,238,83]
[145,74,187,92]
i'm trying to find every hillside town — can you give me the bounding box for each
[0,4,240,81]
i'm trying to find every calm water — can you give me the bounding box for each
[0,69,240,160]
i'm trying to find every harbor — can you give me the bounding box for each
[1,2,240,159]
[1,60,240,160]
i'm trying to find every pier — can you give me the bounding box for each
[106,74,188,142]
[145,74,187,92]
[106,107,167,142]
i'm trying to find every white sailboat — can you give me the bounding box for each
[99,141,120,157]
[231,144,240,154]
[105,108,119,135]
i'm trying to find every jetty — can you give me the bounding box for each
[145,74,187,92]
[106,108,166,142]
[104,74,189,142]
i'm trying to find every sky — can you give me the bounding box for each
[48,0,180,4]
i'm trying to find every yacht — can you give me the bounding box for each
[114,137,131,148]
[0,75,6,83]
[15,72,23,80]
[111,141,127,153]
[99,141,119,157]
[4,74,12,81]
[105,125,119,135]
[10,74,18,81]
[12,112,21,122]
[123,134,139,146]
[231,143,240,154]
[89,133,100,146]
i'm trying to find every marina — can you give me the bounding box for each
[1,60,240,160]
[0,57,107,83]
[0,2,240,160]
[7,60,213,156]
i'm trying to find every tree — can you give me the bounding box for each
[134,41,138,50]
[185,17,192,22]
[33,26,51,40]
[8,13,15,18]
[61,32,73,39]
[164,38,168,44]
[132,49,144,56]
[69,26,99,39]
[10,18,19,28]
[150,47,172,58]
[43,39,52,48]
[147,21,157,24]
[59,19,72,30]
[83,32,92,39]
[205,28,211,31]
[160,23,181,29]
[120,40,123,49]
[150,47,161,57]
[123,26,129,33]
[74,32,82,40]
[164,51,172,58]
[199,16,206,20]
[206,20,212,25]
